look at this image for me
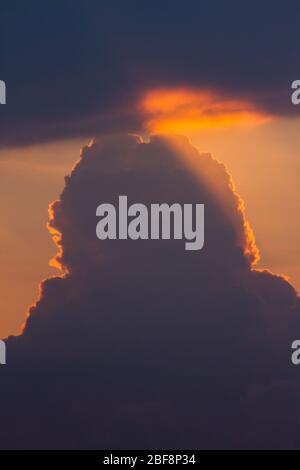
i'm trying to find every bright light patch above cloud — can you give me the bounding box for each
[141,88,272,133]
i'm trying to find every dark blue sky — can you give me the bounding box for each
[1,1,300,146]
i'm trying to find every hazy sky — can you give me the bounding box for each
[0,140,84,337]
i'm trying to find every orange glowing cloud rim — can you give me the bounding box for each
[140,88,272,133]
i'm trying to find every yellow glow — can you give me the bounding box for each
[141,88,272,133]
[47,201,67,273]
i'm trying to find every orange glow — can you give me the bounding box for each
[140,88,272,133]
[157,134,260,268]
[47,201,65,273]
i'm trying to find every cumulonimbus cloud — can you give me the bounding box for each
[1,135,300,449]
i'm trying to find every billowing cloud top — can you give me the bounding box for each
[1,135,300,449]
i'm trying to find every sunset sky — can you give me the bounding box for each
[1,112,300,338]
[1,1,300,451]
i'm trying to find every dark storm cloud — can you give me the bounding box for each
[1,1,300,147]
[1,135,300,449]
